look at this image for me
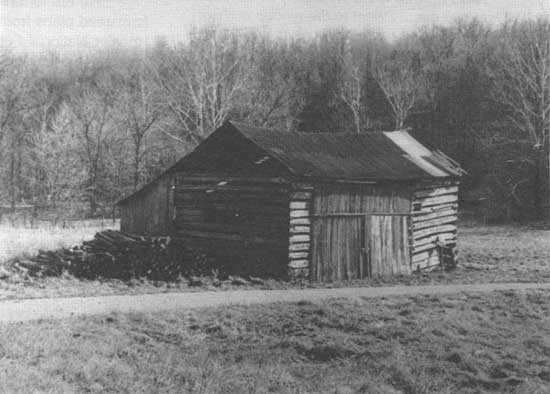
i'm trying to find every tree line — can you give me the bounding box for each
[0,17,548,222]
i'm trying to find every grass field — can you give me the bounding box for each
[0,220,118,263]
[1,289,549,393]
[0,224,549,300]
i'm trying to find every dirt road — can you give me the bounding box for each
[2,282,550,323]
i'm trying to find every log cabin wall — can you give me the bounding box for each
[173,173,290,277]
[287,183,314,279]
[310,182,413,281]
[411,179,459,271]
[119,173,174,235]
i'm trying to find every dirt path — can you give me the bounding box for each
[2,282,550,323]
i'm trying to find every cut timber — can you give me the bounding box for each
[289,251,309,259]
[290,218,311,226]
[289,201,310,210]
[289,243,310,251]
[413,224,456,240]
[289,234,310,243]
[290,210,309,218]
[413,215,457,230]
[414,194,458,207]
[288,259,309,269]
[412,209,456,222]
[414,186,458,199]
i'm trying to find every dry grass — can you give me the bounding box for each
[1,289,550,393]
[0,224,549,301]
[0,220,118,263]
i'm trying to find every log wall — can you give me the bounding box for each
[119,173,175,235]
[411,179,459,271]
[174,174,290,277]
[287,183,314,279]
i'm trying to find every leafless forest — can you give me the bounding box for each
[0,17,548,223]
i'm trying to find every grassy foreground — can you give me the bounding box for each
[1,225,550,301]
[1,289,550,393]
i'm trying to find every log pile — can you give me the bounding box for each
[9,230,208,280]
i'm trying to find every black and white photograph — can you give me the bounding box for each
[0,0,549,392]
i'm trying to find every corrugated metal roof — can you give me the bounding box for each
[230,121,464,181]
[118,121,464,204]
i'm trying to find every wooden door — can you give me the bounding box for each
[366,215,411,277]
[311,216,363,282]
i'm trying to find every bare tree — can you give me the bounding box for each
[339,58,363,133]
[117,60,162,190]
[154,27,244,145]
[60,66,118,216]
[490,18,550,218]
[239,35,294,128]
[373,56,423,129]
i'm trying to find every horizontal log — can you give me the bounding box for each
[176,174,289,185]
[412,204,458,217]
[412,209,456,222]
[289,191,312,200]
[290,210,310,218]
[414,186,458,199]
[290,234,310,244]
[175,203,289,216]
[289,201,311,210]
[413,216,457,230]
[289,243,310,251]
[289,226,310,234]
[414,194,458,208]
[411,254,441,271]
[289,251,309,259]
[413,251,434,263]
[291,182,314,190]
[413,232,456,247]
[175,191,288,204]
[175,185,287,194]
[180,223,287,237]
[178,229,286,245]
[288,259,309,269]
[413,242,439,254]
[416,180,458,190]
[413,224,457,240]
[290,218,311,226]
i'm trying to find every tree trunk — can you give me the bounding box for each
[533,147,545,219]
[133,140,141,191]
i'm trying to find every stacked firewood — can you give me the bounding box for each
[12,230,208,280]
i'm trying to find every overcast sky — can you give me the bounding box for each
[1,0,548,55]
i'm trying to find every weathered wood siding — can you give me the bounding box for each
[367,215,410,276]
[411,179,459,271]
[311,183,413,281]
[119,173,175,235]
[174,174,290,277]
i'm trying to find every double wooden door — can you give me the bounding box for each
[311,214,411,281]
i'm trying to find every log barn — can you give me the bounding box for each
[118,121,465,280]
